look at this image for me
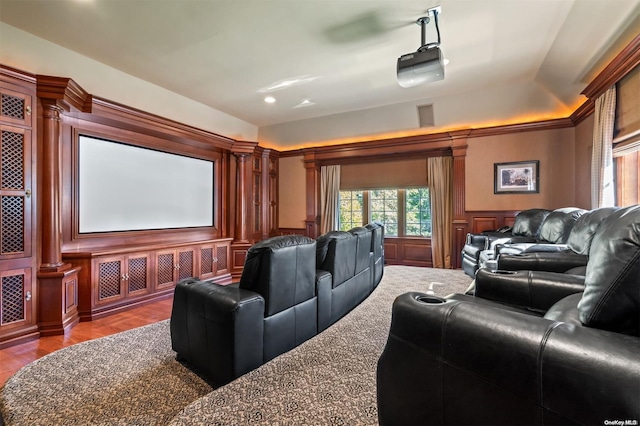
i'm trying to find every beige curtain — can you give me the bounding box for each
[591,85,616,208]
[427,156,453,269]
[320,165,341,234]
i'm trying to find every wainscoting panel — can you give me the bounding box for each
[277,228,308,236]
[465,211,520,234]
[384,237,432,268]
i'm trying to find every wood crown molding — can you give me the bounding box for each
[570,99,595,125]
[232,140,259,155]
[582,34,640,100]
[85,96,236,151]
[36,75,92,113]
[0,64,36,85]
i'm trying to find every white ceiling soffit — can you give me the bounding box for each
[0,0,638,147]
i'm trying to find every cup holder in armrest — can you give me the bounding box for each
[490,269,518,274]
[415,295,446,304]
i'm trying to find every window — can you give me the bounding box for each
[370,189,398,236]
[338,188,431,237]
[405,188,432,236]
[339,190,364,231]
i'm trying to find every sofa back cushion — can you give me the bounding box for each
[240,235,317,317]
[537,207,586,244]
[365,222,384,260]
[316,231,357,288]
[349,226,372,274]
[567,207,619,255]
[512,209,551,237]
[578,205,640,336]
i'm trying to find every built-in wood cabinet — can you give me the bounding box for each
[198,240,231,280]
[63,238,233,321]
[0,70,38,348]
[93,252,152,307]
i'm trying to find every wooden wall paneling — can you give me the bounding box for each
[231,244,250,280]
[403,241,432,267]
[465,211,521,234]
[471,217,499,233]
[451,131,469,269]
[0,67,40,347]
[303,152,320,239]
[277,228,308,236]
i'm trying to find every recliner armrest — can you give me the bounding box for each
[377,293,640,425]
[474,268,585,311]
[497,251,588,273]
[170,280,265,385]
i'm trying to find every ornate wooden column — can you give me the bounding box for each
[36,76,89,335]
[230,141,257,278]
[449,130,470,269]
[303,150,321,238]
[234,153,250,243]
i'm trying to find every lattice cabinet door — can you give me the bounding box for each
[0,125,32,261]
[197,242,230,281]
[214,241,230,276]
[155,250,177,290]
[0,267,32,332]
[125,254,150,297]
[93,256,125,305]
[0,87,32,128]
[177,247,196,282]
[199,244,216,281]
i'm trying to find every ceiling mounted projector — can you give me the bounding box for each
[397,6,444,88]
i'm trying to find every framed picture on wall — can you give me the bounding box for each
[494,160,539,194]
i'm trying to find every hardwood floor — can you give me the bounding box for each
[0,297,173,388]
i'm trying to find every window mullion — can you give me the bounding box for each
[363,191,370,225]
[398,189,406,237]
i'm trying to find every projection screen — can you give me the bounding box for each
[78,135,214,233]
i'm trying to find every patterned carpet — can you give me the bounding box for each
[0,266,472,425]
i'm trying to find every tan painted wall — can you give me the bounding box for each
[277,127,582,228]
[466,127,576,211]
[278,156,307,228]
[574,114,594,209]
[0,22,258,141]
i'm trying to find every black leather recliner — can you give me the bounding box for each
[461,208,551,277]
[494,206,617,274]
[316,226,374,332]
[170,235,318,385]
[378,205,640,425]
[476,207,588,274]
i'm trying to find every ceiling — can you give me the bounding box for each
[1,0,639,147]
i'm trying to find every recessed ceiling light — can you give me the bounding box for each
[294,99,315,108]
[264,96,276,104]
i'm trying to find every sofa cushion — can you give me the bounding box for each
[544,293,582,326]
[511,208,551,237]
[537,207,586,244]
[240,235,317,317]
[316,231,357,288]
[577,205,640,336]
[567,206,619,255]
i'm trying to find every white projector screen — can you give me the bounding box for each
[78,135,214,233]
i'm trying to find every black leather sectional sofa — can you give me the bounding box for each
[170,223,383,385]
[460,207,619,277]
[377,205,640,425]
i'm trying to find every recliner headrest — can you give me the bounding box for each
[567,207,619,255]
[537,207,587,244]
[315,231,353,266]
[512,209,551,237]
